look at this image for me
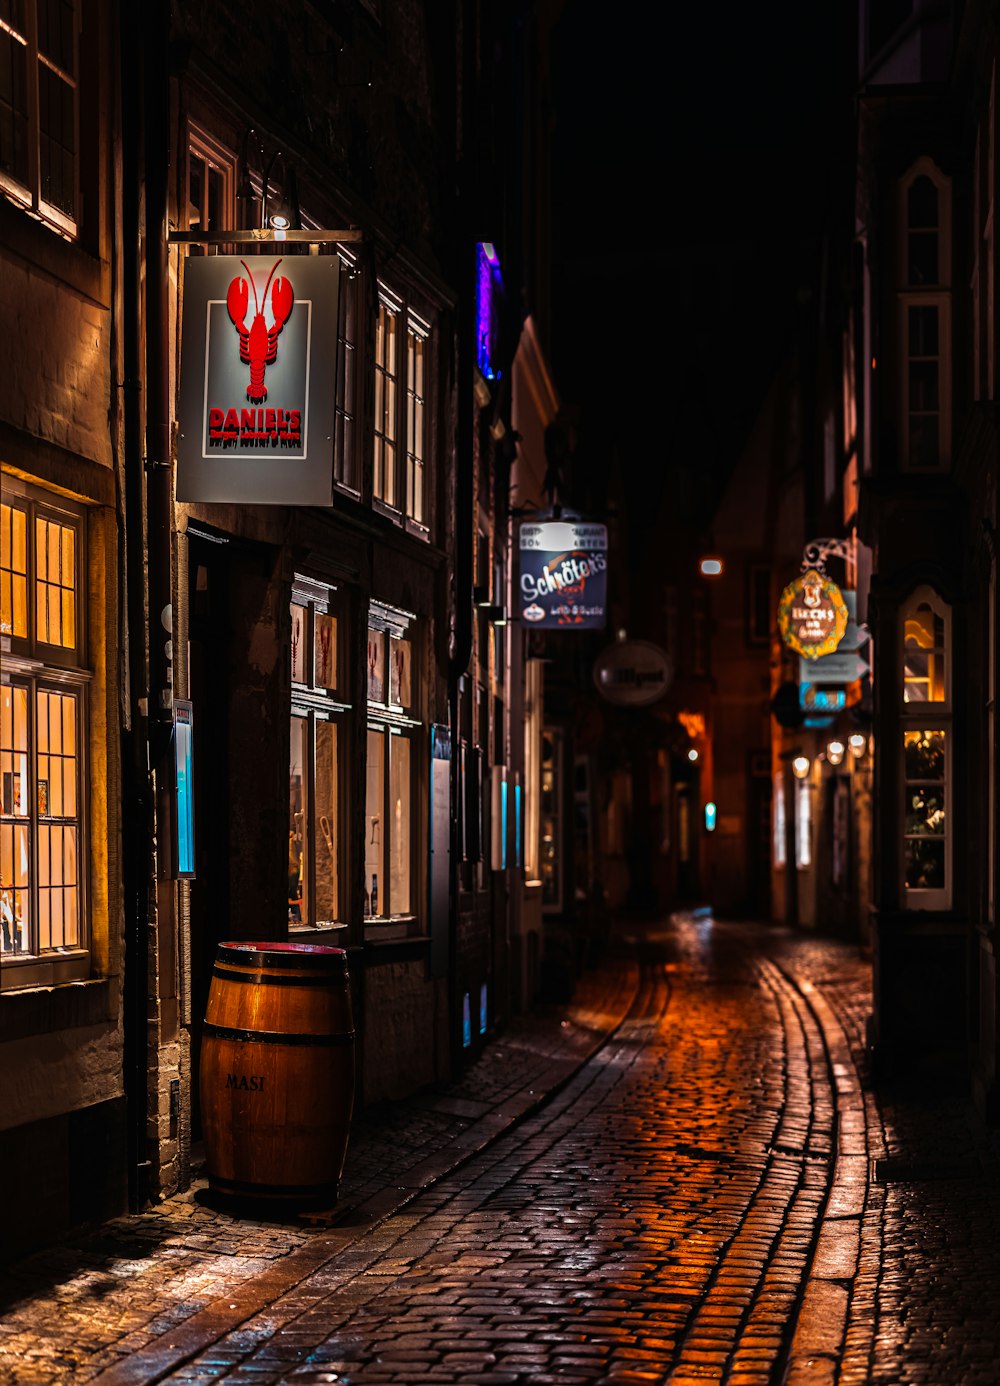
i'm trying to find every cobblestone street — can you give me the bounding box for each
[3,914,1000,1385]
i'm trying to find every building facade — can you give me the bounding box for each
[0,0,565,1259]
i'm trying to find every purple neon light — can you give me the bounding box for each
[476,241,503,381]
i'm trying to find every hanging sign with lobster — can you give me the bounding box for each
[177,254,339,505]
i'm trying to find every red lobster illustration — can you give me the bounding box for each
[226,258,294,404]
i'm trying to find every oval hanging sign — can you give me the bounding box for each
[593,640,673,707]
[777,568,848,659]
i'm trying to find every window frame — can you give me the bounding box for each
[334,247,362,495]
[373,282,432,538]
[0,0,80,239]
[1,478,90,989]
[185,124,236,246]
[900,585,952,910]
[289,575,351,934]
[897,158,952,473]
[364,600,421,925]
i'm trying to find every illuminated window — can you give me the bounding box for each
[541,729,563,910]
[796,778,811,870]
[373,297,399,507]
[773,774,786,868]
[0,500,28,637]
[898,159,951,470]
[288,576,350,931]
[523,660,543,882]
[405,318,428,526]
[365,602,419,922]
[903,593,948,704]
[0,0,78,237]
[373,284,432,534]
[903,729,948,900]
[1,482,86,985]
[900,586,951,908]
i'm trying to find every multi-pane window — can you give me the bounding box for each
[795,777,811,870]
[899,159,951,471]
[0,0,78,236]
[405,317,428,525]
[773,773,786,869]
[373,297,399,508]
[365,603,419,922]
[901,587,951,908]
[289,577,350,931]
[186,127,235,258]
[373,285,432,533]
[1,483,86,984]
[188,130,232,235]
[335,250,361,493]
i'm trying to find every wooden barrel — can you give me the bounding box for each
[199,941,354,1205]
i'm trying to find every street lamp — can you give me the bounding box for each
[700,556,724,576]
[827,740,845,766]
[792,755,811,779]
[688,748,699,762]
[848,733,867,758]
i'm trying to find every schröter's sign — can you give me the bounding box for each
[519,520,607,629]
[177,255,339,505]
[777,568,848,659]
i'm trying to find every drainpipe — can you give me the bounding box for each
[120,0,152,1213]
[144,0,174,751]
[448,0,477,1068]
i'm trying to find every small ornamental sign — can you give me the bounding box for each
[777,568,848,659]
[177,255,339,506]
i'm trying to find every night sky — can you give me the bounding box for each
[548,0,853,534]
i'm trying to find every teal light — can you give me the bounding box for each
[704,801,717,832]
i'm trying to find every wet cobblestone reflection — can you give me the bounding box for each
[1,916,999,1384]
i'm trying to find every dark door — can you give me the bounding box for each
[187,536,232,1139]
[747,754,772,919]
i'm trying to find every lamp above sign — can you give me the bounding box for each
[593,639,672,707]
[519,519,607,630]
[777,568,848,660]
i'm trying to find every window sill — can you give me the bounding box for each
[364,915,421,940]
[1,950,89,992]
[0,195,109,306]
[288,922,349,941]
[0,974,117,1041]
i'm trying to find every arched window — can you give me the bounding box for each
[898,159,951,471]
[900,586,951,908]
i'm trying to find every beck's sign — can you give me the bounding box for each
[519,520,608,629]
[777,568,848,660]
[177,255,339,505]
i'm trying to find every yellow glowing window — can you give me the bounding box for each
[903,602,946,703]
[36,689,80,951]
[1,685,31,956]
[35,516,76,649]
[1,502,28,638]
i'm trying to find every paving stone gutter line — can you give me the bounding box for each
[771,957,872,1386]
[83,952,641,1386]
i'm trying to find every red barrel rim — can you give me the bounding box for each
[216,941,347,970]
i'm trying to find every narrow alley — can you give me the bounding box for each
[3,915,998,1385]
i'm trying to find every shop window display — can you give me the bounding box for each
[900,586,951,908]
[365,604,419,922]
[288,578,349,930]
